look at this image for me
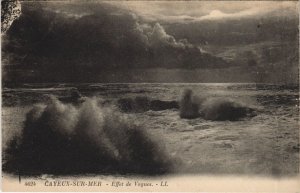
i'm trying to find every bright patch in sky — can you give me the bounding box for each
[107,1,298,22]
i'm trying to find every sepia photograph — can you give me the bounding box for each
[1,0,299,191]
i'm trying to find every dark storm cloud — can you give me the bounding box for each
[2,2,228,82]
[2,1,298,83]
[164,16,298,46]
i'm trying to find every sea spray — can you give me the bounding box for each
[179,89,256,121]
[179,89,201,119]
[3,96,173,175]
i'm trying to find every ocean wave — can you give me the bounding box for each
[3,96,173,175]
[117,97,179,113]
[179,89,256,121]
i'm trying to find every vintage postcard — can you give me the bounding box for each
[1,0,299,192]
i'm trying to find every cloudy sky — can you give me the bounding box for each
[108,1,297,22]
[2,1,299,83]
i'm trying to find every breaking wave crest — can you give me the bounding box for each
[180,89,256,121]
[3,96,173,175]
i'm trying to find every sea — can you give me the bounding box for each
[2,83,299,176]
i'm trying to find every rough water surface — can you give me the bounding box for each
[2,83,299,176]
